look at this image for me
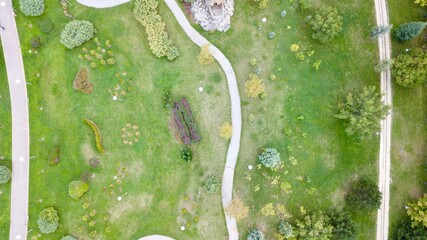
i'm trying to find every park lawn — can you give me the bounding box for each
[387,0,427,235]
[0,44,11,239]
[196,0,380,239]
[16,0,231,239]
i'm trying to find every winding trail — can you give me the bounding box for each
[0,0,30,239]
[374,0,392,239]
[163,0,242,239]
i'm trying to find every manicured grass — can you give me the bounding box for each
[197,0,380,239]
[16,0,230,238]
[388,0,427,236]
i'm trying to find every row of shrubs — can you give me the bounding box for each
[172,98,200,144]
[134,0,179,60]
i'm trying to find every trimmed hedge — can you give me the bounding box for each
[37,207,59,234]
[0,166,11,184]
[60,20,96,49]
[19,0,45,16]
[83,118,106,154]
[134,0,179,60]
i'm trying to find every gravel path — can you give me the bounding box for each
[0,0,30,239]
[373,0,393,239]
[163,0,242,239]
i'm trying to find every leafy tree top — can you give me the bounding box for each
[247,229,265,240]
[345,178,382,210]
[392,48,427,88]
[60,20,96,49]
[393,22,427,43]
[258,147,281,169]
[328,210,357,240]
[294,211,333,240]
[309,5,343,43]
[408,194,427,228]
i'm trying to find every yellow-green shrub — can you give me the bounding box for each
[83,118,106,154]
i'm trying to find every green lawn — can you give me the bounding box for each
[388,0,427,236]
[197,0,380,239]
[15,0,230,239]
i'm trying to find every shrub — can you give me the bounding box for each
[247,229,264,240]
[299,0,312,10]
[245,73,266,98]
[370,25,393,38]
[219,122,233,139]
[61,236,77,240]
[225,198,249,221]
[391,216,427,240]
[392,48,427,87]
[83,118,106,153]
[253,0,269,9]
[162,91,172,109]
[407,194,427,227]
[37,207,59,234]
[30,36,41,48]
[60,20,96,49]
[181,147,192,162]
[73,68,93,94]
[258,148,281,169]
[278,221,293,238]
[134,0,179,60]
[38,18,54,33]
[345,178,382,210]
[19,0,44,16]
[203,175,220,193]
[68,181,89,200]
[48,146,60,165]
[393,22,427,43]
[294,212,333,239]
[198,44,214,65]
[309,5,343,43]
[328,210,357,240]
[414,0,427,7]
[0,166,11,184]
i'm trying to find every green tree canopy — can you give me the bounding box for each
[294,211,333,240]
[345,178,382,210]
[247,229,265,240]
[60,20,96,49]
[407,194,427,228]
[393,22,427,43]
[37,207,59,234]
[328,210,357,240]
[258,148,281,169]
[391,216,427,240]
[309,5,343,43]
[19,0,44,16]
[335,86,390,140]
[392,48,427,88]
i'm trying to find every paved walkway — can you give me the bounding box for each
[374,0,392,239]
[138,235,175,240]
[0,1,30,240]
[163,0,242,239]
[76,0,130,8]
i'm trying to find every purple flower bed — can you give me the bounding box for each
[172,104,191,144]
[171,98,200,144]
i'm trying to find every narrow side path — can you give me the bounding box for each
[76,0,131,8]
[164,0,242,239]
[0,0,30,240]
[373,0,393,239]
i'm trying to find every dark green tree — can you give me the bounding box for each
[278,221,294,238]
[258,148,281,169]
[328,210,357,240]
[392,48,427,87]
[0,166,11,184]
[391,217,427,240]
[345,178,382,210]
[309,5,343,43]
[393,22,427,43]
[335,86,390,140]
[247,229,264,240]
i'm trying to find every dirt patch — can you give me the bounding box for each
[168,115,182,144]
[330,187,346,209]
[109,194,153,222]
[80,141,100,165]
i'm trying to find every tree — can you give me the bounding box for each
[253,0,269,9]
[68,181,89,200]
[335,86,390,140]
[345,178,382,210]
[309,5,343,43]
[328,210,357,240]
[414,0,427,7]
[393,22,427,43]
[392,48,427,87]
[198,44,214,65]
[299,0,312,10]
[0,166,11,184]
[370,25,393,38]
[407,194,427,227]
[278,221,294,238]
[60,20,96,49]
[391,216,427,240]
[37,207,59,234]
[245,73,266,98]
[219,122,233,139]
[247,229,265,240]
[258,148,281,169]
[225,198,249,221]
[19,0,44,16]
[203,175,221,193]
[294,212,333,240]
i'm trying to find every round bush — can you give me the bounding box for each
[39,18,54,33]
[61,236,77,240]
[258,148,281,169]
[19,0,45,16]
[278,221,293,238]
[60,20,96,49]
[68,181,89,200]
[37,207,59,234]
[247,229,264,240]
[0,166,11,184]
[203,175,221,193]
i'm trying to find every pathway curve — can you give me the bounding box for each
[138,235,175,240]
[374,0,392,239]
[76,0,130,8]
[0,0,30,240]
[163,0,242,239]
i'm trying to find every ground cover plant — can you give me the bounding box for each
[14,0,229,238]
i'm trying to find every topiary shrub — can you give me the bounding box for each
[37,207,59,234]
[61,236,77,240]
[60,20,96,49]
[0,166,11,184]
[38,18,54,33]
[258,148,281,169]
[247,229,264,240]
[278,221,293,238]
[68,180,89,200]
[19,0,45,16]
[84,118,106,154]
[203,175,220,193]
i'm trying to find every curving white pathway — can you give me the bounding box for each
[374,0,392,239]
[138,235,175,240]
[76,0,130,8]
[0,0,30,240]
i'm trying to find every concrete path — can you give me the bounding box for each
[163,0,242,239]
[76,0,131,8]
[374,0,392,239]
[0,0,30,240]
[138,235,175,240]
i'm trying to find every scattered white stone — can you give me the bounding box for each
[262,17,267,23]
[40,137,45,141]
[40,169,44,173]
[39,107,43,111]
[113,176,118,180]
[181,226,185,231]
[112,96,118,101]
[0,191,3,195]
[248,165,253,170]
[199,87,203,92]
[117,196,122,201]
